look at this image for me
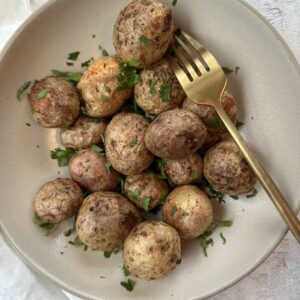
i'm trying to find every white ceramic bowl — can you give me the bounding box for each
[0,1,299,299]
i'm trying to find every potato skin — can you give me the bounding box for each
[203,139,256,195]
[123,221,181,280]
[145,109,208,159]
[34,178,83,223]
[61,117,107,149]
[76,192,142,251]
[113,0,174,67]
[182,91,237,146]
[165,152,203,185]
[162,185,213,239]
[29,76,80,128]
[124,172,169,211]
[105,112,154,175]
[68,149,119,192]
[135,58,185,115]
[77,56,132,117]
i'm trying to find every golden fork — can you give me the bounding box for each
[170,30,300,243]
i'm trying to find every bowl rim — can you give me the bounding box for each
[0,0,299,299]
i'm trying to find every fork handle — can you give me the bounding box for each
[213,101,300,243]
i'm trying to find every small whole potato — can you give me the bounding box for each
[124,171,169,211]
[182,91,237,146]
[77,56,132,117]
[145,109,207,159]
[162,185,213,239]
[61,117,107,149]
[29,76,80,128]
[135,58,185,115]
[34,178,83,224]
[123,221,181,280]
[105,112,154,175]
[164,152,203,185]
[203,139,256,195]
[113,0,174,67]
[68,149,119,192]
[76,192,142,251]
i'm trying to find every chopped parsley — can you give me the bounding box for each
[182,211,190,216]
[67,51,80,61]
[81,59,92,68]
[17,81,31,100]
[246,188,258,198]
[128,189,140,200]
[130,138,138,147]
[64,228,74,237]
[160,82,171,102]
[212,219,233,228]
[26,123,31,127]
[69,236,85,247]
[149,76,159,95]
[142,196,152,211]
[236,120,245,128]
[190,170,198,178]
[198,231,213,257]
[90,144,105,156]
[51,70,82,82]
[66,62,74,66]
[102,49,109,57]
[117,177,125,194]
[116,60,141,91]
[207,116,223,128]
[122,264,130,276]
[37,89,48,99]
[172,0,178,6]
[120,279,135,292]
[50,147,76,167]
[105,160,111,173]
[139,35,152,46]
[101,94,109,102]
[171,207,177,216]
[101,133,105,144]
[157,158,168,179]
[222,67,233,74]
[199,179,225,203]
[220,233,227,244]
[104,85,111,93]
[235,66,240,74]
[104,251,112,258]
[230,195,239,200]
[58,189,66,193]
[33,213,55,236]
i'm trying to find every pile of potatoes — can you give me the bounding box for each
[31,0,256,281]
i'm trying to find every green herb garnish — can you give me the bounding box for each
[149,76,159,95]
[117,177,125,194]
[157,158,168,179]
[142,196,152,211]
[172,0,178,6]
[235,66,240,74]
[222,67,233,74]
[64,228,74,237]
[212,219,233,228]
[207,116,223,128]
[139,35,152,46]
[236,120,245,128]
[182,211,190,216]
[51,70,82,82]
[37,89,48,99]
[230,195,239,200]
[104,85,111,93]
[130,138,138,147]
[105,160,111,173]
[120,279,135,292]
[122,264,130,276]
[116,60,141,91]
[81,59,92,68]
[17,81,31,100]
[50,147,76,167]
[102,49,109,57]
[190,170,198,178]
[128,189,140,200]
[101,94,109,102]
[67,51,80,61]
[171,207,177,216]
[67,62,74,66]
[198,232,213,257]
[69,236,85,246]
[104,251,112,258]
[160,82,171,102]
[26,123,31,127]
[246,188,258,198]
[220,233,227,244]
[90,144,104,156]
[33,213,55,236]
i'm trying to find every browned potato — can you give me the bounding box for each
[203,139,256,195]
[124,171,169,211]
[162,185,213,239]
[182,90,237,146]
[164,152,203,185]
[61,117,107,149]
[105,112,154,175]
[77,56,132,117]
[68,149,119,192]
[123,221,181,280]
[76,192,142,251]
[29,76,80,128]
[113,0,174,67]
[135,58,185,115]
[145,109,207,159]
[34,178,83,224]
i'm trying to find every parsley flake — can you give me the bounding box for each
[67,51,80,61]
[37,89,48,99]
[117,177,125,194]
[190,170,198,178]
[160,82,171,102]
[81,59,92,68]
[230,195,239,200]
[246,188,258,198]
[17,81,31,100]
[222,67,233,74]
[101,94,109,102]
[139,35,152,46]
[64,228,74,237]
[142,196,152,211]
[116,60,141,91]
[120,279,135,292]
[50,147,76,167]
[128,189,140,200]
[149,76,159,95]
[105,160,111,173]
[220,232,227,244]
[235,66,240,74]
[207,116,223,128]
[104,251,112,258]
[236,120,245,128]
[130,138,138,147]
[171,207,177,216]
[51,70,82,82]
[69,236,85,247]
[212,219,233,228]
[33,213,55,236]
[102,49,109,57]
[172,0,178,6]
[90,144,104,156]
[122,264,130,276]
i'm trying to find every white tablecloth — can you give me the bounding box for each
[0,1,299,299]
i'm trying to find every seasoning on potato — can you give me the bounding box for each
[162,185,213,239]
[203,139,256,195]
[123,221,181,280]
[77,56,132,117]
[76,192,142,251]
[124,171,169,211]
[145,109,208,159]
[105,112,154,175]
[113,0,174,67]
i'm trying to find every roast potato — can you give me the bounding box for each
[123,221,181,280]
[61,117,107,149]
[182,90,237,146]
[29,76,80,128]
[162,185,213,239]
[145,109,207,159]
[164,152,203,185]
[34,178,83,224]
[113,0,174,67]
[203,139,256,195]
[124,171,169,211]
[135,58,185,115]
[105,112,154,175]
[76,192,142,251]
[68,149,119,192]
[77,56,132,117]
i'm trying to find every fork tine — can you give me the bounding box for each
[174,35,207,75]
[181,31,220,69]
[168,58,191,86]
[171,44,198,79]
